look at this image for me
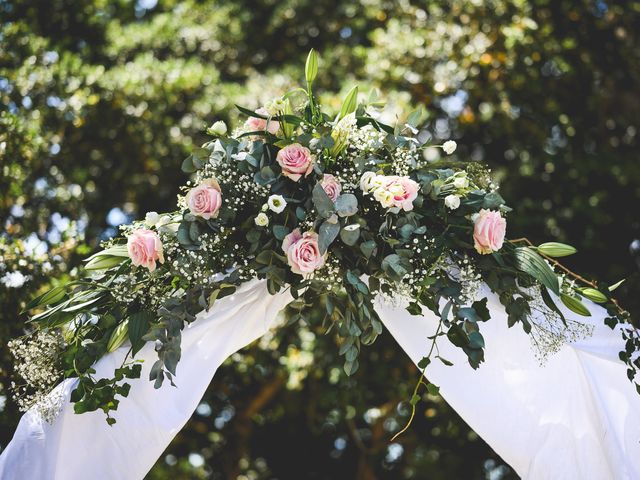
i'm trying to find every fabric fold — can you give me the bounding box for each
[376,285,640,479]
[1,281,638,479]
[0,280,292,480]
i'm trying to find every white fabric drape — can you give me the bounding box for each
[1,280,639,479]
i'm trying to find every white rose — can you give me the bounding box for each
[267,194,287,214]
[444,194,461,210]
[254,213,269,227]
[453,176,469,189]
[207,120,228,136]
[144,211,160,227]
[443,140,457,155]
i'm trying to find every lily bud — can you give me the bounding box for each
[537,242,577,257]
[579,287,608,304]
[305,49,319,84]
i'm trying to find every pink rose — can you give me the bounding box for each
[282,228,326,275]
[473,209,507,254]
[378,176,419,211]
[245,107,279,135]
[320,174,342,202]
[127,229,164,272]
[186,178,222,220]
[276,143,314,182]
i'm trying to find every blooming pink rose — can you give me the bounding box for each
[245,107,279,135]
[127,229,164,272]
[379,176,420,211]
[186,178,222,220]
[473,209,507,254]
[276,143,314,182]
[282,228,325,275]
[320,174,342,202]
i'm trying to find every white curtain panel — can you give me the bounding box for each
[1,280,638,479]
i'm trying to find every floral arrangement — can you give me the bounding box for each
[11,51,636,429]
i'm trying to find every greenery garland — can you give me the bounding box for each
[10,51,636,429]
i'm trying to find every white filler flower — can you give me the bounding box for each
[444,194,461,210]
[144,211,160,227]
[254,212,269,227]
[267,194,287,213]
[443,140,457,155]
[1,271,28,288]
[207,120,227,136]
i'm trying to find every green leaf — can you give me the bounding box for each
[456,307,481,323]
[107,320,129,353]
[312,183,335,218]
[181,155,196,173]
[85,255,127,271]
[305,49,319,84]
[436,356,454,366]
[340,224,360,246]
[344,359,359,376]
[62,294,103,313]
[406,107,423,127]
[24,286,66,312]
[338,86,358,119]
[482,192,505,209]
[426,383,440,396]
[272,225,290,241]
[236,105,268,119]
[335,193,358,217]
[471,298,491,321]
[609,279,626,292]
[360,240,377,259]
[177,222,193,247]
[513,247,560,295]
[560,294,592,317]
[446,324,468,348]
[467,331,485,349]
[417,357,431,369]
[537,242,577,257]
[128,311,154,356]
[540,286,566,325]
[381,254,410,282]
[164,349,180,376]
[85,245,129,262]
[318,220,340,254]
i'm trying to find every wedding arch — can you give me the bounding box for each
[1,52,639,479]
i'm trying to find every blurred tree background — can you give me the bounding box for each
[1,0,639,478]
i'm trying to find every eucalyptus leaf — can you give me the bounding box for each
[340,224,360,246]
[319,220,340,254]
[335,193,358,217]
[312,183,335,218]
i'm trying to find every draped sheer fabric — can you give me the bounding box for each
[1,280,638,479]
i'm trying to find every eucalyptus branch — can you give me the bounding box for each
[391,318,444,442]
